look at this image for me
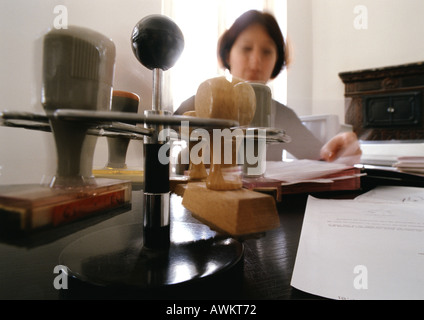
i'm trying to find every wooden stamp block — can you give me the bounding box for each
[182,182,280,236]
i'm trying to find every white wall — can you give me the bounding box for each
[286,0,424,120]
[0,0,161,185]
[312,0,424,121]
[286,0,313,116]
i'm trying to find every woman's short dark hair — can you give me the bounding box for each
[218,10,287,79]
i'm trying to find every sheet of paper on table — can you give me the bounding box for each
[291,186,424,300]
[394,156,424,174]
[264,160,354,183]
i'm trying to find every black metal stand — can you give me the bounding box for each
[59,222,244,289]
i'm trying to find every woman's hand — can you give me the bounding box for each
[320,132,362,165]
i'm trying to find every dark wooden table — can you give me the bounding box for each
[0,187,355,301]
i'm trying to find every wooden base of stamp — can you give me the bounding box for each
[181,182,280,236]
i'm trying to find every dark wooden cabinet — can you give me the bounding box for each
[339,62,424,140]
[363,91,421,128]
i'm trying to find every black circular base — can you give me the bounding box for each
[59,222,244,289]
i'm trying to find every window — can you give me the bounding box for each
[162,0,287,112]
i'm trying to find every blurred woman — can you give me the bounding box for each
[174,10,361,164]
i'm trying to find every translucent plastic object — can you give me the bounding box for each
[42,26,116,188]
[194,76,256,190]
[92,90,144,189]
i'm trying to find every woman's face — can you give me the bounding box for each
[228,23,278,83]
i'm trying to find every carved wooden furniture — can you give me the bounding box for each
[339,61,424,140]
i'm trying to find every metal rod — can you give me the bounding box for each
[152,68,162,112]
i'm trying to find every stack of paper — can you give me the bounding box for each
[243,160,363,200]
[291,186,424,300]
[394,156,424,175]
[263,160,353,183]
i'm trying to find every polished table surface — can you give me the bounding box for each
[0,186,364,300]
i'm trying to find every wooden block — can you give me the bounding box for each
[182,182,280,236]
[0,179,132,233]
[169,175,190,196]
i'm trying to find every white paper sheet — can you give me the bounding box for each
[264,160,351,182]
[355,185,424,203]
[291,187,424,300]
